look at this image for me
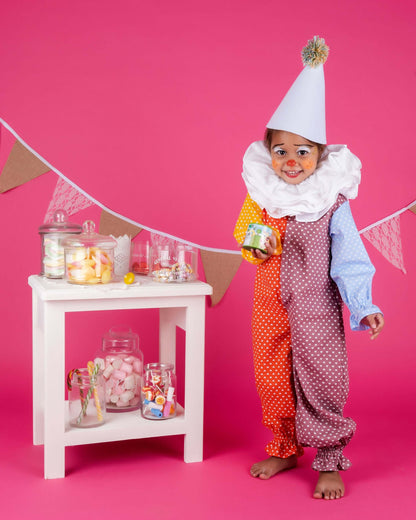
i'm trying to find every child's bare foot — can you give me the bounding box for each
[250,455,297,480]
[313,471,345,500]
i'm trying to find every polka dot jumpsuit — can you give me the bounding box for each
[234,193,363,471]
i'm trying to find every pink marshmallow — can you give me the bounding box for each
[113,383,125,396]
[120,362,133,375]
[112,369,127,380]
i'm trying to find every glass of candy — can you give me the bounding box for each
[96,327,143,412]
[68,366,106,428]
[63,220,117,284]
[141,362,177,419]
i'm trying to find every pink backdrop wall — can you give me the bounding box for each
[0,0,415,510]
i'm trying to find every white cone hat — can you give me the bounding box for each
[266,36,329,144]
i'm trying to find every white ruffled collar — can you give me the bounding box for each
[242,141,362,222]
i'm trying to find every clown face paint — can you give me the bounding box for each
[270,130,320,185]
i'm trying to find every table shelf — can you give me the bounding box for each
[64,403,186,446]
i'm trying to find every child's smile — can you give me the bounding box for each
[270,130,320,185]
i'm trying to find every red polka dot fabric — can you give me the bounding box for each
[252,214,304,459]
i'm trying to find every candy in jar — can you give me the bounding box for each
[95,327,143,412]
[67,364,106,428]
[62,220,117,284]
[38,209,82,278]
[141,363,177,419]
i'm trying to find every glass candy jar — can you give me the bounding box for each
[152,244,198,283]
[67,367,106,428]
[63,220,117,284]
[96,327,143,412]
[38,210,82,278]
[141,363,177,419]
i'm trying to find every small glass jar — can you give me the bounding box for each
[141,362,177,420]
[68,368,106,428]
[62,220,117,284]
[38,210,82,278]
[96,327,143,412]
[152,244,198,283]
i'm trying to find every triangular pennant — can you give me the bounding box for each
[44,176,94,222]
[409,204,416,215]
[99,209,142,238]
[362,215,406,273]
[0,140,50,192]
[200,250,242,306]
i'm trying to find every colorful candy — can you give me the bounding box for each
[141,364,176,420]
[65,247,114,284]
[152,263,194,283]
[42,237,66,278]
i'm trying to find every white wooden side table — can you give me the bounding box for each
[28,275,212,478]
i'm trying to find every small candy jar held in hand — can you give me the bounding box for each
[38,210,82,278]
[142,363,177,419]
[67,364,106,428]
[97,327,143,412]
[63,220,117,284]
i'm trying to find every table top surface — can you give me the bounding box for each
[28,274,213,301]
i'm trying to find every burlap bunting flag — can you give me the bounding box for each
[200,249,242,306]
[99,209,142,238]
[0,140,50,192]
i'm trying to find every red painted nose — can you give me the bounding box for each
[287,159,297,167]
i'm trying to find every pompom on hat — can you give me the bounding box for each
[266,36,329,144]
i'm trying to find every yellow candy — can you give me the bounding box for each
[124,272,135,285]
[101,269,112,284]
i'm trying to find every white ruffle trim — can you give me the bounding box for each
[241,141,362,222]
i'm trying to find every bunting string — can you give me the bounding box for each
[1,116,415,305]
[0,118,239,255]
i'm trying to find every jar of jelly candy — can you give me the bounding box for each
[38,209,82,278]
[141,363,177,419]
[96,327,143,412]
[67,366,106,428]
[62,220,117,284]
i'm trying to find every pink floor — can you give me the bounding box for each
[1,392,414,520]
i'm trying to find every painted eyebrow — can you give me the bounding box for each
[272,143,314,147]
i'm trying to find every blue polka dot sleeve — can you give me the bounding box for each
[330,201,382,331]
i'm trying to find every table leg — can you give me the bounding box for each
[183,297,205,462]
[43,302,66,479]
[32,292,44,446]
[159,307,182,366]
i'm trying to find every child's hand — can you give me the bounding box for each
[360,313,384,340]
[251,234,277,261]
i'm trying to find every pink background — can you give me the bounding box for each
[0,0,415,518]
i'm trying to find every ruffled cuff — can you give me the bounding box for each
[265,438,304,459]
[350,304,383,331]
[312,447,352,472]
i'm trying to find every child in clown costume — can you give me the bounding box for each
[234,37,384,500]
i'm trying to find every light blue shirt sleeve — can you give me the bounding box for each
[330,201,382,331]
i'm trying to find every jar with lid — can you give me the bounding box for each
[67,367,106,428]
[96,327,143,412]
[141,362,177,419]
[38,209,82,278]
[62,220,117,284]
